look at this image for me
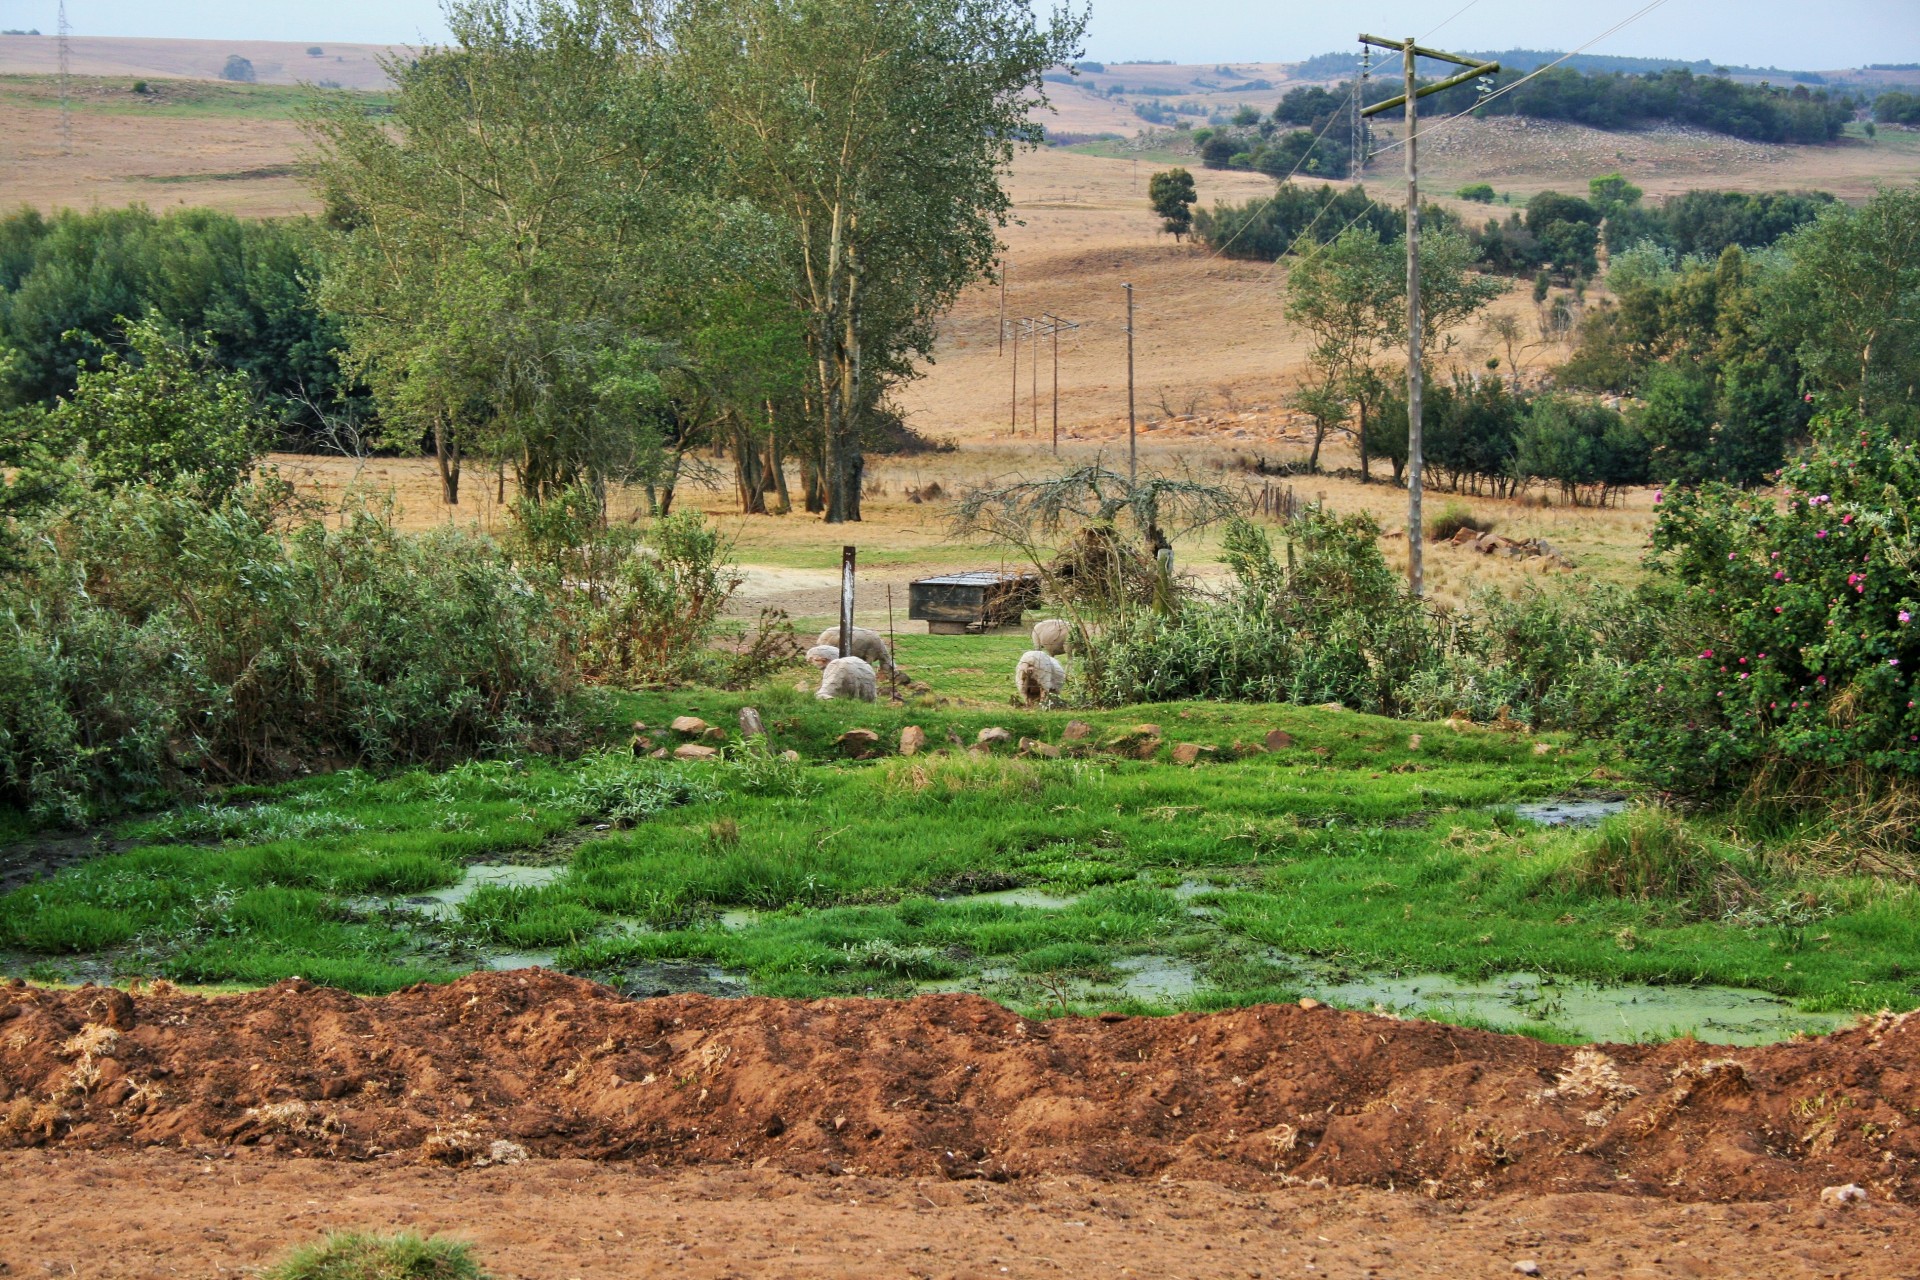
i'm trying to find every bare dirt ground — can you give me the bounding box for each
[3,973,1916,1277]
[8,1153,1915,1279]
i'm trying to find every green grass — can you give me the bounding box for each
[263,1233,486,1280]
[1061,140,1196,164]
[2,664,1915,1029]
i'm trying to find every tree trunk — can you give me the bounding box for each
[824,220,864,523]
[1356,398,1370,484]
[733,418,768,515]
[766,410,791,515]
[432,417,461,505]
[1308,421,1326,472]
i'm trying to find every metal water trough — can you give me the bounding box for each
[907,570,1041,634]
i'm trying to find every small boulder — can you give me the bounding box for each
[1297,997,1322,1011]
[779,749,801,763]
[701,726,728,744]
[738,707,766,738]
[1512,1263,1541,1277]
[1171,742,1214,766]
[649,748,669,760]
[1264,729,1294,751]
[630,734,654,756]
[836,729,882,759]
[673,743,719,761]
[1407,733,1423,751]
[899,725,927,756]
[1019,737,1061,759]
[976,726,1014,748]
[1062,720,1094,742]
[1820,1184,1867,1206]
[670,716,711,737]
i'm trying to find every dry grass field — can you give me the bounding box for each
[0,34,399,89]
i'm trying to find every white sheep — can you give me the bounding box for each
[805,644,842,669]
[1031,618,1071,656]
[1014,649,1066,706]
[816,655,878,702]
[815,626,894,671]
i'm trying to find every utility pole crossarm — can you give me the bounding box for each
[1357,33,1498,118]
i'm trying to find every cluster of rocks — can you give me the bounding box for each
[1440,525,1575,569]
[630,710,799,763]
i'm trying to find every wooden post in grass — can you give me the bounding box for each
[840,545,856,659]
[1359,33,1499,599]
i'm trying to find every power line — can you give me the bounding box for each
[1420,0,1486,43]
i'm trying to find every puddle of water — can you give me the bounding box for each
[1511,797,1631,827]
[354,864,567,922]
[719,908,762,930]
[1111,954,1203,1002]
[940,887,1082,910]
[603,961,749,999]
[1298,965,1850,1045]
[485,950,557,972]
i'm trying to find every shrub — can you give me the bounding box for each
[263,1232,487,1280]
[1623,409,1920,800]
[1457,183,1495,203]
[1425,502,1492,541]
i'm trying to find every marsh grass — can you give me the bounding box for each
[2,686,1914,1018]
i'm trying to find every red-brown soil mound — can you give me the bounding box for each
[2,972,1913,1203]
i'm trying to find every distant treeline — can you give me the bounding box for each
[0,207,360,444]
[1193,178,1829,275]
[1877,91,1920,124]
[1292,48,1828,83]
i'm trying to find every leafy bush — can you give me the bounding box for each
[0,487,577,823]
[1623,409,1920,799]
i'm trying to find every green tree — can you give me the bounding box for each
[1769,187,1920,430]
[1587,172,1643,217]
[308,0,693,506]
[670,0,1086,522]
[1148,168,1198,241]
[50,316,265,501]
[1283,225,1399,477]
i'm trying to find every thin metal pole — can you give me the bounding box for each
[1403,37,1425,599]
[1047,313,1060,456]
[1010,319,1019,435]
[1124,283,1136,486]
[998,264,1006,356]
[840,545,856,660]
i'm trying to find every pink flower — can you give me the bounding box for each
[1901,610,1912,624]
[1701,649,1714,659]
[1805,394,1815,403]
[1842,514,1854,524]
[1817,530,1829,538]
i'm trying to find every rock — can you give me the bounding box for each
[899,725,927,756]
[1171,742,1214,766]
[670,716,711,737]
[1063,720,1094,742]
[1450,525,1480,545]
[836,729,882,759]
[1513,1262,1541,1276]
[673,743,719,761]
[738,707,766,738]
[629,734,654,756]
[779,750,801,762]
[1297,997,1322,1010]
[1407,733,1423,751]
[631,721,649,733]
[1819,1184,1867,1206]
[1135,724,1162,737]
[1265,729,1294,751]
[701,726,728,743]
[976,726,1013,748]
[649,748,669,760]
[1019,737,1061,759]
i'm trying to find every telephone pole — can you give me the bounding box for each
[998,263,1007,356]
[1360,34,1498,598]
[1123,283,1136,485]
[57,1,72,156]
[1039,312,1079,456]
[1009,315,1022,434]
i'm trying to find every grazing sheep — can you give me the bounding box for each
[1014,649,1066,706]
[805,644,841,669]
[815,626,894,671]
[1031,618,1071,656]
[816,656,878,702]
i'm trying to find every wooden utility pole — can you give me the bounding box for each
[1029,317,1039,437]
[1124,283,1136,485]
[1040,313,1080,456]
[1360,34,1498,598]
[839,545,856,660]
[1010,317,1021,434]
[998,264,1007,356]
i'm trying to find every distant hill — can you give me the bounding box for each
[0,34,400,90]
[1290,47,1828,84]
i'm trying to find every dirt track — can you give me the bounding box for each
[3,972,1915,1203]
[6,1153,1915,1279]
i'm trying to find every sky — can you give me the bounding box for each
[5,0,1917,70]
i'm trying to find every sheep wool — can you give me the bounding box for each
[816,656,878,702]
[1015,650,1066,706]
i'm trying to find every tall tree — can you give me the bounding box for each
[670,0,1086,522]
[307,0,694,505]
[1148,168,1198,241]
